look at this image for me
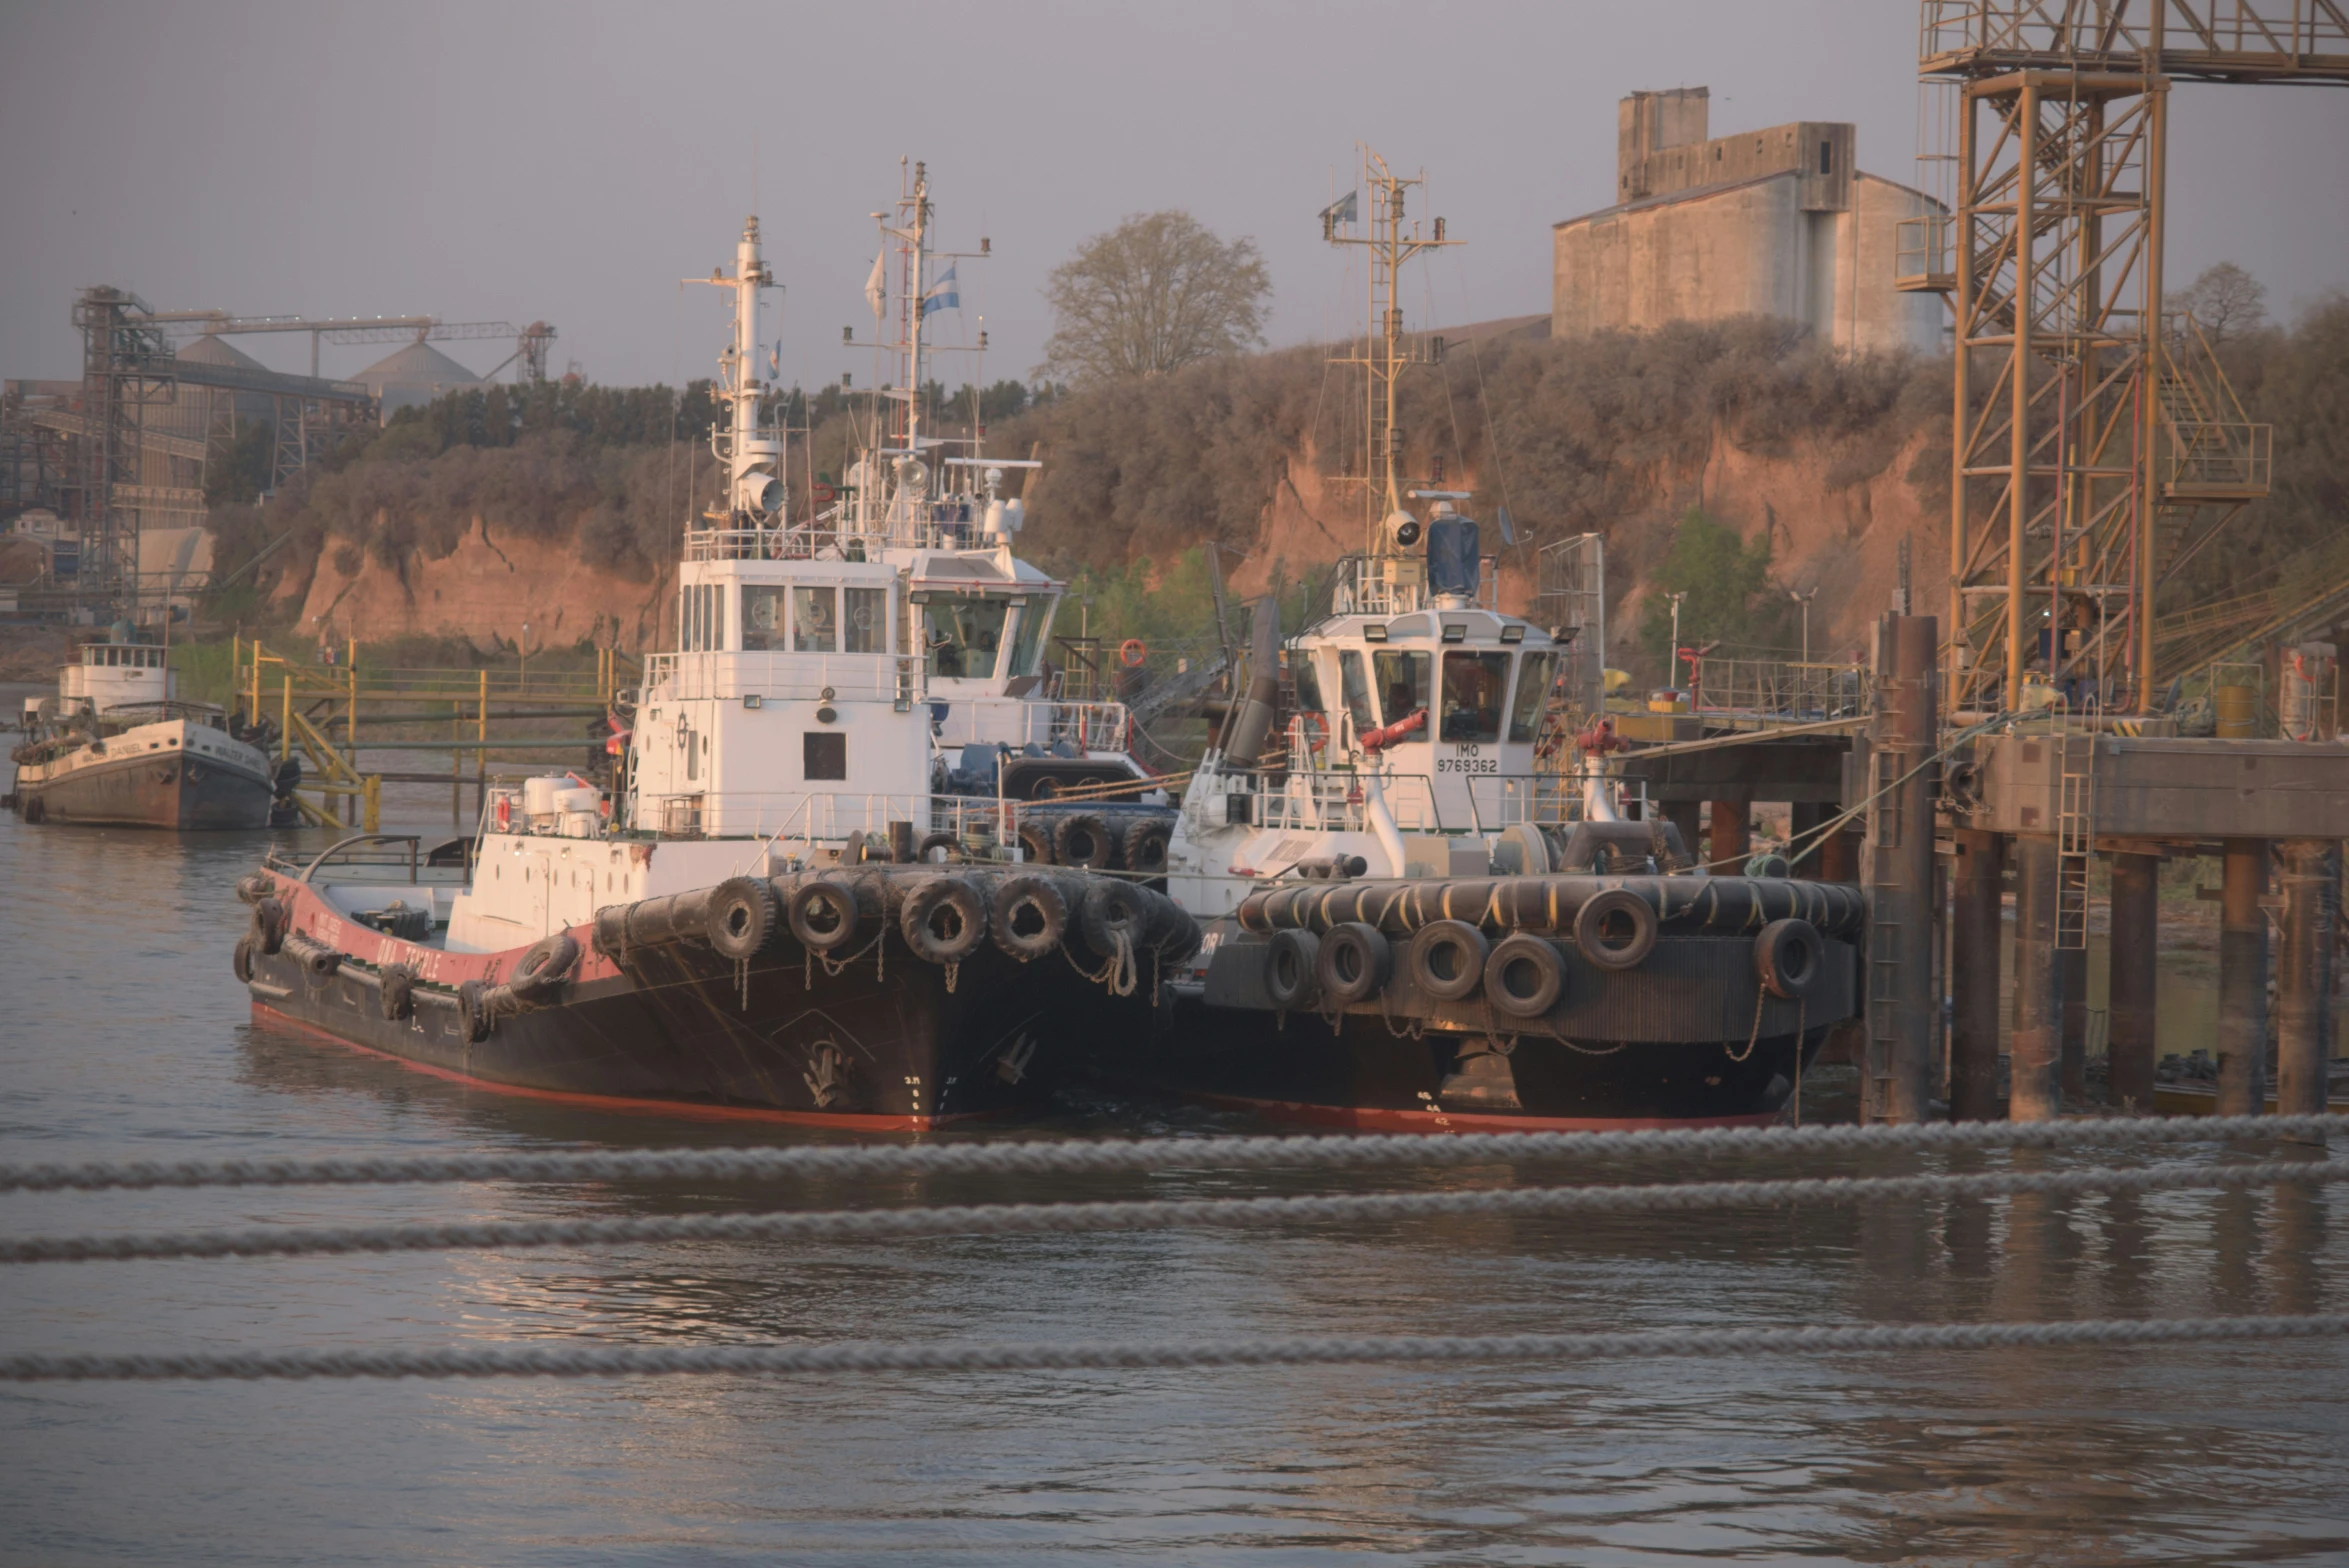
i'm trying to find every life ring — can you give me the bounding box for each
[1483,932,1567,1018]
[901,877,987,964]
[1574,888,1658,970]
[1294,711,1330,754]
[1407,919,1489,1002]
[786,880,863,955]
[1314,922,1391,1006]
[990,874,1068,963]
[703,876,777,961]
[1264,928,1322,1010]
[1119,638,1147,668]
[1754,917,1822,1000]
[495,795,512,832]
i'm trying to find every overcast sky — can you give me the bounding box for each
[4,1,2344,391]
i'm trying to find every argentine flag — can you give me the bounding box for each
[921,265,960,318]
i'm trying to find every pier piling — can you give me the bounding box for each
[1709,797,1751,869]
[1949,828,2005,1120]
[1864,613,1938,1123]
[2106,851,2161,1112]
[2274,839,2339,1117]
[2010,833,2063,1121]
[2217,838,2271,1117]
[2059,945,2090,1102]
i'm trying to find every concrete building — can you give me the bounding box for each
[1553,87,1945,356]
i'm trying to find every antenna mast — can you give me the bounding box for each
[1323,147,1456,556]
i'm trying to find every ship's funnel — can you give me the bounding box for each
[1223,598,1282,765]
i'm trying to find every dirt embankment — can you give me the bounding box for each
[276,517,675,654]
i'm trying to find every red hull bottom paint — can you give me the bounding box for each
[1181,1086,1784,1133]
[253,1004,1000,1132]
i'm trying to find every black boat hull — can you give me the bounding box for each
[15,749,271,830]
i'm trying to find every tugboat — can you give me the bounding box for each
[8,632,289,829]
[229,180,1197,1128]
[1122,151,1866,1129]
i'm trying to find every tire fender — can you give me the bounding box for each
[1264,928,1322,1010]
[786,879,863,955]
[901,877,988,964]
[1054,813,1114,870]
[1483,932,1568,1018]
[1754,917,1823,1000]
[1314,921,1392,1006]
[704,876,777,961]
[1573,888,1658,971]
[1407,919,1489,1002]
[990,874,1068,963]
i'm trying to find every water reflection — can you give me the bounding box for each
[4,742,2347,1563]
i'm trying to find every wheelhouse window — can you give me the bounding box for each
[742,586,786,651]
[843,587,887,654]
[1005,596,1052,678]
[679,582,725,651]
[1508,651,1557,743]
[793,587,838,652]
[1339,650,1377,733]
[1371,649,1430,729]
[921,596,1009,680]
[1292,653,1327,720]
[1439,651,1508,743]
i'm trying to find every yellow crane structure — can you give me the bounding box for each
[1898,1,2349,716]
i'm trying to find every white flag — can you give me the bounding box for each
[864,249,886,318]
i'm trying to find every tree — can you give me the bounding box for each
[1040,211,1270,385]
[1637,508,1791,668]
[2171,262,2268,343]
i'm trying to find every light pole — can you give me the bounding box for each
[1667,592,1686,689]
[520,622,529,693]
[1789,586,1819,716]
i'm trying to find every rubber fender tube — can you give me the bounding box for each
[509,933,581,1002]
[1154,903,1204,964]
[591,904,630,963]
[786,879,863,955]
[900,877,987,964]
[379,963,416,1022]
[234,873,272,907]
[1574,887,1658,971]
[990,874,1068,963]
[249,896,288,956]
[1407,919,1490,1003]
[1754,916,1823,1001]
[1484,932,1568,1019]
[287,933,342,979]
[1054,813,1114,870]
[232,934,256,985]
[1121,817,1172,875]
[1078,878,1154,959]
[916,830,967,864]
[1315,922,1392,1006]
[704,876,777,961]
[457,979,494,1043]
[1016,822,1055,866]
[1264,928,1322,1010]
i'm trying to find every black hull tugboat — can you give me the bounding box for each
[237,847,1190,1128]
[1150,862,1861,1130]
[1136,149,1866,1130]
[9,637,288,829]
[229,189,1190,1127]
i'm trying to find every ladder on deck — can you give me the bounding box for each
[2054,712,2096,951]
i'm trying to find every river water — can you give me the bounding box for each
[5,693,2346,1566]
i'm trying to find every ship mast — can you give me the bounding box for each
[1323,148,1456,556]
[686,216,781,523]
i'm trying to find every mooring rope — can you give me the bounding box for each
[6,1114,2338,1194]
[8,1158,2343,1266]
[7,1313,2345,1383]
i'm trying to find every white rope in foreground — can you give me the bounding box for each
[5,1114,2341,1194]
[8,1314,2345,1382]
[9,1157,2344,1265]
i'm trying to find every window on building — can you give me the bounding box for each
[843,587,886,654]
[1508,652,1557,743]
[793,587,838,652]
[1439,651,1508,743]
[742,586,786,651]
[804,731,847,781]
[1819,140,1833,175]
[1371,649,1430,729]
[1339,650,1377,734]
